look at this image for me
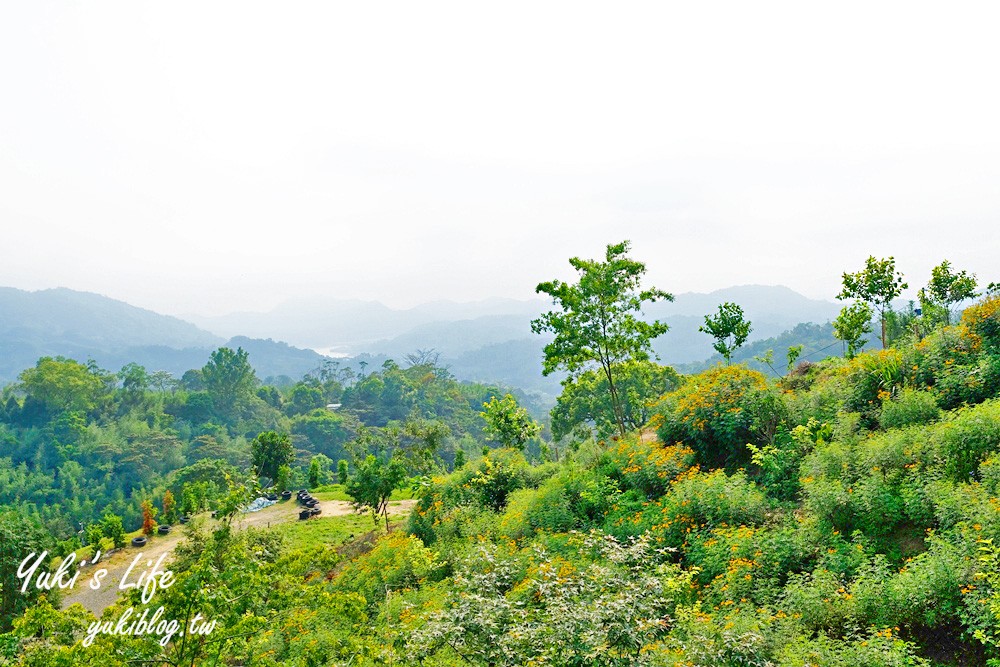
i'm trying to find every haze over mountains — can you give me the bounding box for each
[1,285,845,395]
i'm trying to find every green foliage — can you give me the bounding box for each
[331,532,440,606]
[552,360,681,441]
[345,453,408,530]
[407,532,695,667]
[0,508,51,632]
[532,240,673,436]
[480,393,540,450]
[17,357,111,419]
[291,408,353,460]
[98,513,126,549]
[700,301,753,364]
[307,454,332,488]
[599,437,695,499]
[920,259,979,325]
[654,365,784,468]
[878,388,940,430]
[337,458,349,484]
[249,430,294,482]
[274,463,292,493]
[202,346,258,418]
[833,301,874,359]
[838,255,908,348]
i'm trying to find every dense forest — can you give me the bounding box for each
[2,244,1000,666]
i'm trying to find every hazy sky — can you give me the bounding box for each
[2,2,998,316]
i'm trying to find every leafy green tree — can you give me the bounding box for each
[551,360,680,440]
[833,301,874,359]
[202,347,258,417]
[786,344,804,371]
[18,356,109,417]
[699,301,752,364]
[531,240,673,437]
[308,454,333,488]
[481,394,541,450]
[346,454,408,531]
[286,383,325,416]
[117,362,149,404]
[837,256,908,348]
[99,512,126,549]
[453,449,466,470]
[337,458,349,484]
[250,430,295,483]
[291,408,352,459]
[0,508,50,631]
[919,259,979,325]
[83,522,104,547]
[275,464,293,493]
[149,369,177,393]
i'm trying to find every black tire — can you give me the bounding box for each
[131,536,147,548]
[158,525,171,535]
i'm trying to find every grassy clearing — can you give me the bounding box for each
[265,511,394,551]
[309,483,415,501]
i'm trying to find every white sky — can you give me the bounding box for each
[2,1,998,316]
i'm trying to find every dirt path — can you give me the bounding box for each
[62,499,415,616]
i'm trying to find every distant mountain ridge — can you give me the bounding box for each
[0,288,330,383]
[185,296,546,350]
[0,285,845,398]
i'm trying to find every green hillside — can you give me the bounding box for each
[2,250,1000,666]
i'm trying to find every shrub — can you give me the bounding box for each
[597,437,695,499]
[655,365,784,468]
[622,469,770,549]
[331,532,440,606]
[879,388,940,430]
[934,399,1000,481]
[962,295,1000,354]
[850,538,971,632]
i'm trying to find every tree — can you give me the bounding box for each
[250,431,295,483]
[699,302,752,364]
[140,499,157,536]
[786,345,804,371]
[919,259,979,325]
[837,256,908,348]
[308,454,333,488]
[18,356,109,417]
[531,241,673,437]
[117,362,149,403]
[99,512,126,549]
[551,360,681,440]
[346,454,408,531]
[202,347,258,417]
[833,301,874,359]
[162,489,176,524]
[0,508,49,631]
[149,370,177,393]
[337,458,349,484]
[481,394,541,450]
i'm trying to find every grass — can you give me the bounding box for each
[265,512,394,552]
[309,483,415,501]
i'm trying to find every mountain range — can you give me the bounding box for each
[1,285,846,397]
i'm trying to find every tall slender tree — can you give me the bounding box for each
[531,241,672,437]
[837,256,908,348]
[699,301,752,364]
